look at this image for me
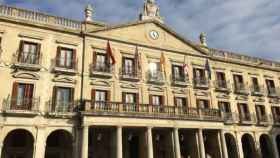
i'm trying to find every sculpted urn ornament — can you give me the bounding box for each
[85,4,93,22]
[140,0,163,23]
[200,32,207,47]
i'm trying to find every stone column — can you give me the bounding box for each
[173,128,181,158]
[147,127,154,158]
[34,126,46,158]
[81,125,89,158]
[236,132,244,158]
[0,142,3,158]
[220,130,228,158]
[117,126,123,158]
[198,129,206,158]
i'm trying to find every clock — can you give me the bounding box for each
[149,30,159,40]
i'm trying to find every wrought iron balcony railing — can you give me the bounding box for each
[256,114,271,126]
[48,100,78,114]
[147,71,164,84]
[91,63,113,78]
[193,77,209,89]
[119,66,141,81]
[267,88,280,98]
[273,115,280,125]
[234,83,249,95]
[222,112,239,124]
[214,80,231,92]
[250,85,265,96]
[171,75,189,86]
[83,101,222,121]
[239,113,256,124]
[52,58,78,74]
[2,97,40,113]
[12,51,42,70]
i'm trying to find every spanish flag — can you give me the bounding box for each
[106,41,116,65]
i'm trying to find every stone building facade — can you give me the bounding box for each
[0,1,279,158]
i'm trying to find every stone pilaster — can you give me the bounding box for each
[198,129,206,158]
[147,127,154,158]
[117,126,123,158]
[33,126,46,158]
[173,128,181,158]
[81,125,89,158]
[220,130,228,158]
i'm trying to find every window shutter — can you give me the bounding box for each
[106,91,111,102]
[91,89,96,102]
[52,86,58,111]
[70,88,75,102]
[11,82,19,108]
[161,96,165,106]
[18,41,24,61]
[25,84,34,109]
[56,47,61,66]
[92,51,96,68]
[174,97,177,106]
[72,49,77,69]
[36,43,41,64]
[136,93,139,105]
[122,92,126,103]
[149,95,153,105]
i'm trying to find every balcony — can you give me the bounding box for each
[2,97,40,116]
[52,58,78,75]
[12,52,42,71]
[147,71,165,84]
[222,112,239,124]
[47,100,78,117]
[256,114,271,126]
[91,64,113,78]
[171,75,189,87]
[251,85,265,96]
[193,77,209,89]
[239,113,256,125]
[119,67,141,81]
[83,101,223,122]
[234,83,249,95]
[214,80,231,92]
[267,88,280,98]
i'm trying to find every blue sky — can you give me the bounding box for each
[2,0,280,60]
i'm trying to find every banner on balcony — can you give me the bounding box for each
[106,41,116,65]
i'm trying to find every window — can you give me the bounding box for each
[174,97,187,107]
[122,58,135,75]
[256,105,266,117]
[197,99,209,109]
[238,103,250,120]
[19,41,40,64]
[11,82,34,109]
[96,54,106,69]
[172,65,184,81]
[266,79,276,94]
[233,74,244,90]
[149,62,160,76]
[193,68,205,79]
[53,87,74,110]
[92,90,109,102]
[251,77,259,92]
[122,92,138,104]
[218,102,231,112]
[56,47,76,68]
[216,72,226,88]
[150,95,164,106]
[272,106,280,122]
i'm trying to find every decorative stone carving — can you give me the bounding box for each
[199,32,207,47]
[235,95,248,101]
[253,97,265,103]
[269,98,280,104]
[90,79,111,87]
[195,91,208,97]
[148,85,164,92]
[172,88,187,94]
[120,82,139,89]
[52,76,76,84]
[140,0,163,23]
[216,93,230,99]
[13,72,40,80]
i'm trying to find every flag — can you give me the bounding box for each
[106,41,116,65]
[135,46,141,72]
[205,59,211,80]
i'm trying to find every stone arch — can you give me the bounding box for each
[225,133,238,158]
[241,133,258,158]
[2,129,34,158]
[259,134,274,158]
[45,129,74,158]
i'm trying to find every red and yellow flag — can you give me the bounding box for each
[106,41,116,65]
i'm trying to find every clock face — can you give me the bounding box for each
[149,30,159,40]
